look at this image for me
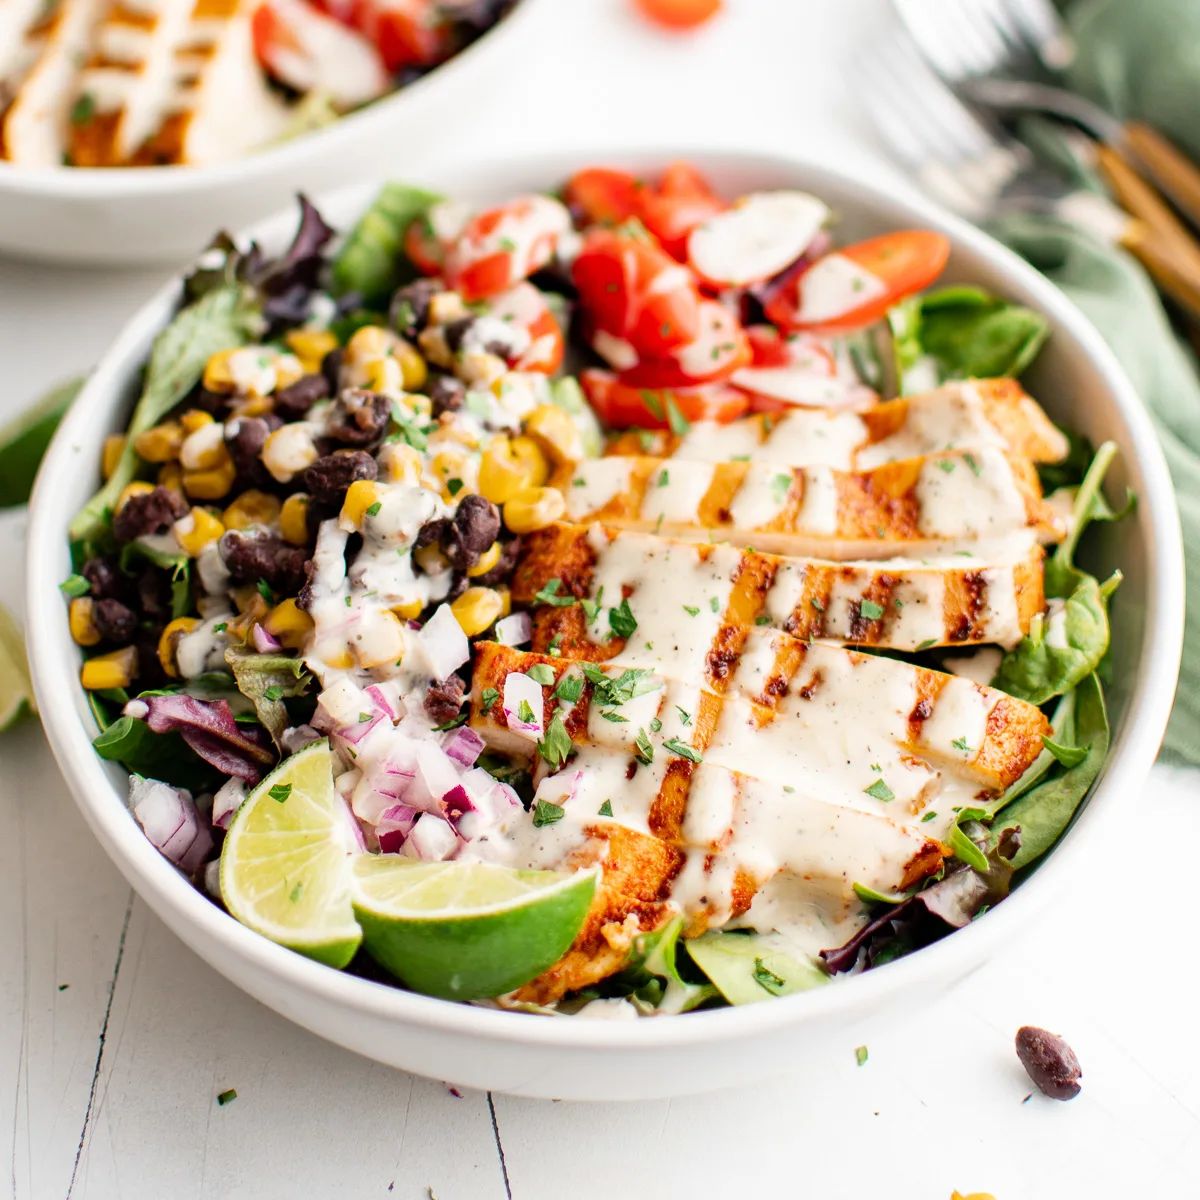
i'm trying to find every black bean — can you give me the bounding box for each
[424,674,465,725]
[219,529,309,595]
[93,598,138,645]
[320,348,344,396]
[187,384,234,418]
[81,556,128,602]
[415,518,452,550]
[112,486,188,543]
[304,451,377,506]
[326,389,391,447]
[1015,1027,1082,1101]
[453,494,501,553]
[468,538,519,588]
[132,626,166,689]
[390,279,441,340]
[442,316,476,355]
[137,569,174,622]
[427,375,466,417]
[224,417,270,483]
[273,373,329,421]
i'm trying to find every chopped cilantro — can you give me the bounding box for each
[863,778,894,802]
[640,390,664,420]
[289,881,304,903]
[212,623,227,633]
[753,957,786,996]
[662,738,701,763]
[637,429,656,452]
[634,727,654,764]
[365,501,382,517]
[921,811,937,823]
[70,94,96,125]
[433,712,468,731]
[600,710,629,722]
[811,597,825,613]
[582,664,661,707]
[446,478,464,497]
[855,1046,868,1067]
[217,1089,238,1106]
[709,596,720,613]
[938,459,956,474]
[537,713,572,768]
[649,717,662,733]
[532,798,564,827]
[598,800,613,817]
[581,586,604,624]
[59,574,90,597]
[256,578,275,605]
[731,454,751,462]
[526,664,556,685]
[608,597,637,639]
[666,397,691,435]
[534,578,576,607]
[770,472,792,504]
[755,616,772,626]
[676,706,691,725]
[951,736,971,752]
[964,452,981,477]
[916,638,938,651]
[264,685,282,702]
[683,605,700,617]
[657,469,670,487]
[859,600,885,621]
[480,687,500,715]
[553,675,584,703]
[269,783,292,804]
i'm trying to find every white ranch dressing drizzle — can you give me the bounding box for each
[793,254,887,324]
[913,447,1027,538]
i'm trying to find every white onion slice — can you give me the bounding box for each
[494,612,532,647]
[418,604,470,681]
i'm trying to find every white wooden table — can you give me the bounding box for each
[2,2,1198,1196]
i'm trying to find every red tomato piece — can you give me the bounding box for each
[765,231,951,334]
[580,370,748,430]
[572,228,702,356]
[634,0,722,29]
[635,161,725,260]
[563,167,642,227]
[335,0,453,71]
[487,283,564,375]
[618,299,751,388]
[401,199,471,276]
[444,195,572,302]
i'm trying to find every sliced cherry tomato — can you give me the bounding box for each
[618,299,751,388]
[633,0,722,29]
[635,161,725,261]
[572,228,702,356]
[322,0,454,70]
[580,369,748,430]
[734,329,876,411]
[744,324,791,367]
[401,199,471,276]
[765,231,951,334]
[563,167,642,227]
[251,0,389,106]
[487,283,564,375]
[444,195,571,302]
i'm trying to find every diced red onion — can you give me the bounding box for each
[203,858,222,900]
[335,768,361,804]
[442,725,485,768]
[442,783,476,824]
[372,758,416,801]
[211,777,246,830]
[337,711,383,746]
[410,740,462,814]
[280,724,322,756]
[317,677,369,728]
[404,813,460,861]
[418,604,469,681]
[252,624,282,653]
[129,776,213,875]
[748,229,832,307]
[376,803,420,852]
[364,684,399,723]
[502,672,543,740]
[535,769,583,808]
[338,793,367,852]
[494,612,532,647]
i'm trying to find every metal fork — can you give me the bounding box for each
[861,28,1200,323]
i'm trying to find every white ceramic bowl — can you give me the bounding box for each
[0,0,546,266]
[26,150,1185,1101]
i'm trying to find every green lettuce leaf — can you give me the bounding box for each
[916,285,1050,381]
[224,647,311,746]
[611,915,716,1014]
[93,717,222,792]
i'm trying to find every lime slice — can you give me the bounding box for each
[220,740,362,969]
[350,857,598,1000]
[0,602,35,731]
[0,376,82,508]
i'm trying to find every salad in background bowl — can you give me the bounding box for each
[25,152,1181,1098]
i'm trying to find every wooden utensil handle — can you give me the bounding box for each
[1119,218,1200,325]
[1121,120,1200,234]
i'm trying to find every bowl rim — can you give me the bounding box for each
[0,0,544,199]
[25,147,1186,1054]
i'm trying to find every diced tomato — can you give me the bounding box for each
[765,231,951,334]
[251,0,389,106]
[633,0,722,29]
[634,161,725,260]
[745,325,791,367]
[580,369,748,430]
[563,167,642,227]
[487,283,564,375]
[402,199,471,277]
[572,228,702,357]
[317,0,454,71]
[734,329,877,411]
[618,299,751,388]
[444,195,572,302]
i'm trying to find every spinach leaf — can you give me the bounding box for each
[330,183,444,304]
[685,930,828,1005]
[70,284,261,544]
[611,916,716,1014]
[0,375,84,508]
[989,673,1109,869]
[93,717,222,792]
[916,285,1049,381]
[225,646,311,746]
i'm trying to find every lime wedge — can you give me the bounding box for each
[350,857,598,1000]
[220,740,362,969]
[0,602,35,731]
[0,377,83,509]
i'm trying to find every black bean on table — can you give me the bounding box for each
[1015,1026,1082,1101]
[427,375,466,417]
[424,674,465,725]
[326,389,391,447]
[304,451,378,506]
[112,486,189,543]
[93,598,138,645]
[273,373,329,421]
[219,529,308,595]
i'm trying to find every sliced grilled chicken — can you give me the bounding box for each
[552,446,1064,559]
[513,523,1046,653]
[606,378,1069,469]
[1,0,107,165]
[0,0,52,97]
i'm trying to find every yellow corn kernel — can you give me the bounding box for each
[430,449,470,501]
[496,586,512,618]
[510,436,551,486]
[179,408,215,434]
[394,341,427,391]
[263,598,315,651]
[102,434,126,480]
[115,480,155,514]
[345,324,393,364]
[341,479,382,529]
[450,587,505,638]
[409,394,433,422]
[273,354,304,391]
[378,442,423,485]
[202,349,239,394]
[230,395,275,419]
[69,597,101,647]
[503,486,566,534]
[174,507,225,556]
[523,404,583,465]
[157,462,185,497]
[223,489,282,531]
[183,459,237,501]
[467,541,502,578]
[280,493,310,545]
[285,328,338,374]
[478,436,547,506]
[157,617,200,678]
[226,595,270,642]
[230,585,266,615]
[459,350,507,387]
[133,421,184,463]
[325,648,355,670]
[413,543,448,576]
[428,291,468,325]
[391,599,423,621]
[80,646,138,691]
[363,356,404,394]
[262,425,318,483]
[353,609,407,669]
[180,423,229,471]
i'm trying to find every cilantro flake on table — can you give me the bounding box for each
[217,1088,238,1106]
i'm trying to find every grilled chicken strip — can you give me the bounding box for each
[606,379,1069,469]
[513,523,1046,653]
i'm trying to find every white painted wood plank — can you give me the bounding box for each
[70,903,508,1200]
